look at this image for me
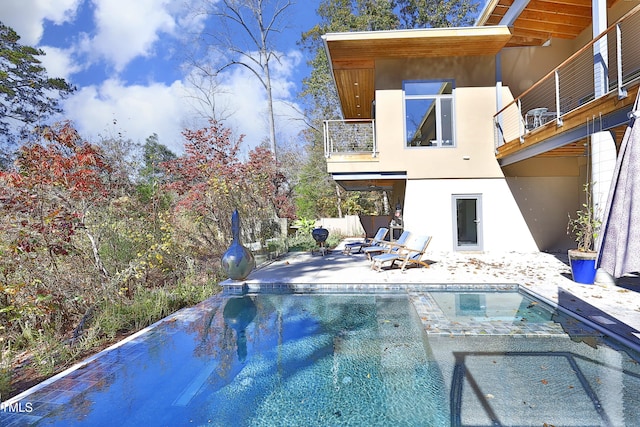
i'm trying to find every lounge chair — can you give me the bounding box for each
[342,227,388,255]
[362,230,411,260]
[371,234,432,272]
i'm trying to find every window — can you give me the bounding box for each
[404,80,455,147]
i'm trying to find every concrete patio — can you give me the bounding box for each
[225,241,640,350]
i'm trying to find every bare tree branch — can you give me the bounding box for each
[194,0,295,160]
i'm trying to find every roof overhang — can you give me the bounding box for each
[331,172,407,191]
[476,0,622,47]
[323,26,512,119]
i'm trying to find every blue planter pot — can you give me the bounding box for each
[568,250,597,284]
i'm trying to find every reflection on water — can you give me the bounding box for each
[2,292,639,427]
[223,296,257,362]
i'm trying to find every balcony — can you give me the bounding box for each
[494,5,640,166]
[323,119,377,159]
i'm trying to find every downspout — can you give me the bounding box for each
[495,52,503,154]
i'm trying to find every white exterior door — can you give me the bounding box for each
[453,194,483,251]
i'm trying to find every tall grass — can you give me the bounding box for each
[0,346,11,397]
[92,281,220,341]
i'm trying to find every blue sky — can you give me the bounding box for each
[0,0,320,154]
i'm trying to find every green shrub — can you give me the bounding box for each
[291,218,316,235]
[287,233,316,251]
[91,281,220,341]
[0,347,11,397]
[287,230,343,252]
[326,232,343,248]
[567,183,601,252]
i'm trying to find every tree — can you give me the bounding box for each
[193,0,294,160]
[396,0,480,28]
[131,134,177,248]
[182,62,237,125]
[294,134,337,218]
[140,133,177,184]
[161,120,294,256]
[0,23,75,148]
[0,122,110,258]
[0,122,112,332]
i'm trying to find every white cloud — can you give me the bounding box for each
[88,0,177,72]
[193,49,307,151]
[0,0,198,75]
[62,65,305,158]
[0,0,81,44]
[63,79,190,153]
[38,45,83,80]
[1,0,309,158]
[270,49,303,98]
[218,68,272,147]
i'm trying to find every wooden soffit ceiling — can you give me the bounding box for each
[477,0,621,47]
[323,26,512,119]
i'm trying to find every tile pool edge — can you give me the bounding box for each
[520,285,640,353]
[223,282,520,294]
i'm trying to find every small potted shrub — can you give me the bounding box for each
[566,183,601,284]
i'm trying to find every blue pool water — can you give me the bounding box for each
[2,289,640,426]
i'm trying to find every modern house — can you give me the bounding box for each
[322,0,640,253]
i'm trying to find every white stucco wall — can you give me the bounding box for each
[402,178,539,252]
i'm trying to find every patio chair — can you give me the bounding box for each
[342,227,389,255]
[371,234,433,272]
[362,230,411,260]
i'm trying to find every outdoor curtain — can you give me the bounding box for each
[597,92,640,278]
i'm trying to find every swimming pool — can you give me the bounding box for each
[2,288,640,426]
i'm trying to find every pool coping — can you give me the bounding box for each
[521,285,640,353]
[223,281,520,294]
[230,248,640,347]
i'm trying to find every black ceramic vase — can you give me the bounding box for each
[221,209,255,280]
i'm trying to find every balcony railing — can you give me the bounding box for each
[323,119,377,158]
[494,5,640,151]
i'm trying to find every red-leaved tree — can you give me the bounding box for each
[0,122,111,332]
[161,120,294,258]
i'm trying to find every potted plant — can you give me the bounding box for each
[566,183,601,284]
